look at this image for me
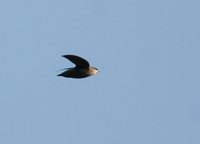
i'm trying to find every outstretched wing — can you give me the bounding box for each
[62,55,90,68]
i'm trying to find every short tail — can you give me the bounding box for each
[57,68,69,72]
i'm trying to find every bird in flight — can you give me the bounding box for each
[57,55,99,79]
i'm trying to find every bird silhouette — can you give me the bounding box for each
[57,55,99,79]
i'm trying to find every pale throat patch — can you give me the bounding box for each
[90,68,98,75]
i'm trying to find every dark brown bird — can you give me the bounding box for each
[57,55,99,79]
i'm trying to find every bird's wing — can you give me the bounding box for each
[62,55,90,68]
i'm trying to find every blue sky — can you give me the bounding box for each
[0,0,200,144]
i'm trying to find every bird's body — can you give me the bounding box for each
[58,55,98,79]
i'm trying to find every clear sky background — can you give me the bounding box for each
[0,0,200,144]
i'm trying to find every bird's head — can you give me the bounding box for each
[90,67,99,75]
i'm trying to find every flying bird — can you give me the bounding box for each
[57,55,99,79]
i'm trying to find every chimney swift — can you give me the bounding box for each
[57,55,99,79]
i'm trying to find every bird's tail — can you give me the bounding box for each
[56,68,70,72]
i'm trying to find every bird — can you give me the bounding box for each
[57,55,99,79]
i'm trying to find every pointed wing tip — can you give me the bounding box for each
[62,55,68,58]
[62,54,75,58]
[61,54,90,68]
